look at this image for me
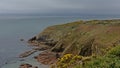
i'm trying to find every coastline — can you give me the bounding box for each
[1,40,51,68]
[1,49,50,68]
[18,36,61,68]
[2,19,120,68]
[23,19,120,68]
[0,16,83,68]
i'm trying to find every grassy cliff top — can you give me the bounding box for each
[30,19,120,56]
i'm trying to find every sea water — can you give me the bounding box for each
[0,15,119,68]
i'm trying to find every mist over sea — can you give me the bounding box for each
[0,15,120,67]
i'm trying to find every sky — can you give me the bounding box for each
[0,0,120,16]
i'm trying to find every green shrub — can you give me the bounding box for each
[107,45,120,57]
[74,45,120,68]
[74,56,120,68]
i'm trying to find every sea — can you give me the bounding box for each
[0,15,120,68]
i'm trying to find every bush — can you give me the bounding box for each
[107,45,120,57]
[75,56,120,68]
[54,54,82,68]
[74,45,120,68]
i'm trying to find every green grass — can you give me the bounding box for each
[75,45,120,68]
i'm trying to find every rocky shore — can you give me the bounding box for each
[34,51,60,65]
[19,36,58,68]
[19,19,120,68]
[19,46,49,58]
[19,50,37,58]
[27,40,59,65]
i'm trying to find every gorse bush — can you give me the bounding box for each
[52,54,82,68]
[51,45,120,68]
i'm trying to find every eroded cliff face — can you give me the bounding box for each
[28,19,120,57]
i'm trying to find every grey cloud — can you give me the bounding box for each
[0,0,120,15]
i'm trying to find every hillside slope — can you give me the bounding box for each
[29,19,120,57]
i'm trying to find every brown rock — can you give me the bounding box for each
[19,64,38,68]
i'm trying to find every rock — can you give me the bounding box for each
[19,63,38,68]
[20,39,24,41]
[20,64,31,68]
[34,51,58,65]
[19,50,36,58]
[34,56,38,59]
[33,47,48,51]
[20,59,25,61]
[28,36,36,41]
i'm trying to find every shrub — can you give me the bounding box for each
[54,54,82,68]
[107,45,120,57]
[74,45,120,68]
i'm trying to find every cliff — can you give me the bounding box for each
[29,19,120,57]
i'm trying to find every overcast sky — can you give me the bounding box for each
[0,0,120,15]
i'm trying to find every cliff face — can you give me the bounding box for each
[29,19,120,56]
